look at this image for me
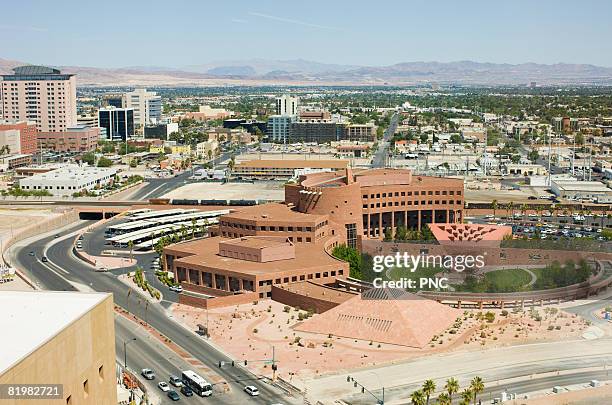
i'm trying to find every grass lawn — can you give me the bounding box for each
[482,268,532,291]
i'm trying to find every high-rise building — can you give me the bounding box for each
[0,66,77,132]
[267,115,297,143]
[122,88,162,128]
[275,95,299,115]
[98,107,134,141]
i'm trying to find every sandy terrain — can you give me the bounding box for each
[170,300,588,382]
[162,181,285,201]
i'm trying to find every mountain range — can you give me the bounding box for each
[1,57,612,86]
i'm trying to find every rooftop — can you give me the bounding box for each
[235,159,349,169]
[0,291,109,375]
[12,65,61,75]
[169,236,344,277]
[220,236,290,250]
[222,203,325,224]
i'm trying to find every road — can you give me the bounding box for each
[9,220,296,405]
[371,113,399,168]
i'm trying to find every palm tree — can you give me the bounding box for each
[410,389,426,405]
[520,204,528,221]
[127,240,134,261]
[491,200,498,220]
[459,388,472,405]
[422,379,436,405]
[437,392,451,405]
[469,377,484,405]
[445,378,459,404]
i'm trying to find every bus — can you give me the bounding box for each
[181,370,213,397]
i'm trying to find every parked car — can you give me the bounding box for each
[169,285,183,293]
[167,390,180,401]
[41,256,48,262]
[158,382,170,392]
[141,369,155,380]
[180,386,193,397]
[244,385,260,396]
[169,375,183,387]
[29,251,35,256]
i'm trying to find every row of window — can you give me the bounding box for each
[257,269,343,286]
[364,200,462,209]
[220,221,314,232]
[363,189,461,199]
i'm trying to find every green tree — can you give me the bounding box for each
[82,152,95,165]
[469,377,484,405]
[410,389,425,405]
[422,379,436,405]
[491,200,498,219]
[445,377,459,404]
[460,388,472,405]
[127,240,134,261]
[97,157,113,167]
[331,244,362,279]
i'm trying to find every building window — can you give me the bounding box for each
[98,365,104,381]
[66,396,72,405]
[345,223,357,249]
[83,380,89,397]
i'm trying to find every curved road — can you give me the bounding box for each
[10,220,296,405]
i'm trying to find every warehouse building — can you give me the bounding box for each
[19,166,116,196]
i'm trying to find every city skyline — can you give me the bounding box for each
[1,0,611,68]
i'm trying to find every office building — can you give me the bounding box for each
[102,94,123,108]
[184,105,233,122]
[98,107,134,141]
[233,159,349,180]
[0,154,32,172]
[37,126,100,153]
[0,291,116,404]
[223,119,267,135]
[288,122,344,143]
[122,88,162,128]
[275,95,299,115]
[345,123,377,142]
[144,122,178,140]
[0,120,37,154]
[163,168,464,308]
[20,166,117,196]
[0,66,77,132]
[267,115,297,143]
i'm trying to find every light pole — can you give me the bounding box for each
[126,288,132,316]
[123,338,137,370]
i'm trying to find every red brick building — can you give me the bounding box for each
[0,120,37,154]
[164,168,464,308]
[37,126,100,153]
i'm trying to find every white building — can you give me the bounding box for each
[275,95,299,115]
[122,88,162,128]
[550,178,612,202]
[267,115,297,143]
[0,129,21,155]
[19,166,117,196]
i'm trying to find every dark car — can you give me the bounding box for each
[180,386,193,397]
[41,256,48,262]
[167,390,180,401]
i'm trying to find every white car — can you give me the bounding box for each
[169,285,183,293]
[244,385,260,396]
[158,382,170,392]
[169,376,183,387]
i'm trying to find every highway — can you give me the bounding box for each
[9,220,296,405]
[371,112,399,168]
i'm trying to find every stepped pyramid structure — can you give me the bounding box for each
[295,288,459,348]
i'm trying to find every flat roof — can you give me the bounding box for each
[0,291,109,375]
[172,237,343,277]
[221,236,289,249]
[221,203,325,224]
[235,159,348,169]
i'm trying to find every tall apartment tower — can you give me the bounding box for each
[122,88,162,129]
[98,107,134,141]
[275,95,299,115]
[0,66,77,132]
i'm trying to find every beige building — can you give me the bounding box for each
[1,66,77,132]
[0,291,116,405]
[196,139,219,159]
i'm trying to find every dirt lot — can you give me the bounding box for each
[170,300,588,381]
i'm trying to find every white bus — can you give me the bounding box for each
[181,370,213,397]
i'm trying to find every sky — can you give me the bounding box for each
[1,0,611,68]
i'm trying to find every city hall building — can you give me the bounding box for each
[164,168,464,307]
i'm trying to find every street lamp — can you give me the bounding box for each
[123,338,137,370]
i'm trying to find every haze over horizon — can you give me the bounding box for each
[2,0,611,68]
